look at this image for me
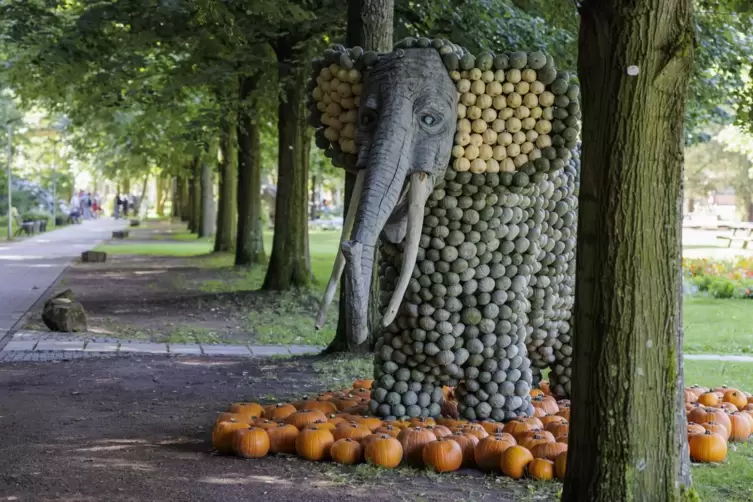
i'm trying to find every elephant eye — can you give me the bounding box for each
[361,109,377,127]
[421,114,437,126]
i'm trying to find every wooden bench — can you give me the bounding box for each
[716,225,753,249]
[11,209,35,236]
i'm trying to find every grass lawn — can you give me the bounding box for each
[684,297,753,354]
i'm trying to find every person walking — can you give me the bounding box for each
[114,193,121,219]
[122,195,129,218]
[69,191,81,223]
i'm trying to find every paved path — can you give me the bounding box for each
[0,330,320,362]
[0,218,127,341]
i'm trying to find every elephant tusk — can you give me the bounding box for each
[381,171,432,327]
[315,169,366,329]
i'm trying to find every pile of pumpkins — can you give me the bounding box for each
[212,380,753,480]
[685,385,753,463]
[213,379,570,480]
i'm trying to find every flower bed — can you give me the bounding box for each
[683,258,753,299]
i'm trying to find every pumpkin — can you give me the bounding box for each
[479,421,505,435]
[687,407,732,435]
[232,427,270,459]
[687,385,708,398]
[342,405,368,415]
[744,404,753,412]
[701,422,730,441]
[212,419,249,454]
[724,390,747,411]
[285,409,328,430]
[330,438,363,465]
[557,399,571,408]
[474,434,516,471]
[333,423,373,441]
[254,419,281,431]
[720,402,738,413]
[398,427,437,467]
[408,417,436,427]
[353,379,374,390]
[556,433,568,444]
[519,433,552,451]
[539,381,551,395]
[300,400,338,415]
[435,417,462,428]
[714,385,738,394]
[263,403,297,421]
[556,408,571,421]
[540,415,567,428]
[527,458,555,481]
[311,419,337,431]
[748,396,753,405]
[327,414,349,426]
[689,431,727,463]
[447,432,479,467]
[230,402,264,419]
[535,407,550,418]
[728,412,752,442]
[374,425,401,438]
[503,419,535,438]
[545,420,569,437]
[266,424,299,454]
[530,388,545,398]
[500,445,534,479]
[361,433,381,451]
[355,416,383,432]
[517,429,556,444]
[531,441,568,461]
[427,425,453,438]
[686,422,706,437]
[423,437,463,472]
[532,395,559,415]
[522,417,545,429]
[684,390,697,404]
[295,425,335,461]
[365,434,403,468]
[215,412,247,425]
[555,451,567,480]
[457,424,489,440]
[337,398,360,410]
[697,392,721,407]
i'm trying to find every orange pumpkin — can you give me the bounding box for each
[555,451,567,480]
[724,390,747,411]
[556,433,568,444]
[423,437,463,472]
[295,425,335,461]
[232,427,270,458]
[266,424,299,454]
[337,398,360,411]
[530,388,545,398]
[480,421,506,435]
[539,380,551,395]
[311,419,337,431]
[254,419,280,431]
[408,417,436,427]
[728,412,752,442]
[374,425,401,438]
[500,445,534,479]
[689,430,727,463]
[327,414,349,427]
[697,392,721,407]
[427,424,453,438]
[263,403,297,421]
[364,434,403,468]
[531,395,559,415]
[352,379,373,390]
[687,385,708,398]
[522,416,545,429]
[684,390,697,404]
[531,441,568,461]
[212,419,249,454]
[301,400,339,415]
[518,433,553,451]
[686,422,706,437]
[398,427,437,467]
[720,402,738,413]
[215,412,247,425]
[457,424,489,440]
[230,402,264,420]
[333,422,372,441]
[435,417,462,428]
[687,407,732,435]
[285,409,328,430]
[701,422,730,441]
[540,415,567,428]
[503,419,535,438]
[354,416,383,432]
[546,420,569,438]
[330,438,363,465]
[447,432,479,467]
[474,434,516,471]
[517,429,556,444]
[556,408,571,421]
[527,458,555,480]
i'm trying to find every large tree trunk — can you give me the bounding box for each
[172,176,181,218]
[262,41,311,290]
[198,160,215,238]
[179,176,190,222]
[235,75,266,266]
[562,0,694,500]
[215,110,238,252]
[189,158,202,233]
[327,0,394,354]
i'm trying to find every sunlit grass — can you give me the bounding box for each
[684,297,753,354]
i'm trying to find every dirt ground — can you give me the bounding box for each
[22,223,328,346]
[0,354,549,502]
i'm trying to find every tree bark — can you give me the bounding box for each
[215,109,238,252]
[235,75,266,266]
[327,0,394,354]
[262,40,311,290]
[198,160,215,238]
[189,157,202,233]
[562,0,694,500]
[172,176,181,218]
[179,175,190,222]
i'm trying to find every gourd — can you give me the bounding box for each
[689,430,727,463]
[422,437,464,472]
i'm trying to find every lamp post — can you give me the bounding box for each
[5,123,11,240]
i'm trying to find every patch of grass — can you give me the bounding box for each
[160,326,222,344]
[684,297,753,354]
[692,440,753,500]
[312,354,374,389]
[684,360,753,390]
[248,292,336,347]
[96,241,214,256]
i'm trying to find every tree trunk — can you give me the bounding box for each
[235,76,266,266]
[262,41,311,290]
[172,177,181,218]
[311,174,318,220]
[198,161,215,238]
[189,158,202,233]
[327,0,394,354]
[562,0,694,500]
[215,110,238,252]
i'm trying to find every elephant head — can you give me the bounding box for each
[317,48,458,343]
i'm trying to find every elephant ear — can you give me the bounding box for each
[447,49,582,181]
[306,45,379,171]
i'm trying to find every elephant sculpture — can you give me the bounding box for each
[308,38,579,421]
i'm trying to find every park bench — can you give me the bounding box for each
[716,223,753,249]
[11,208,35,237]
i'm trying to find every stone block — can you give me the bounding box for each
[249,345,290,356]
[129,220,140,227]
[287,345,319,355]
[81,250,107,263]
[201,345,251,356]
[2,340,38,351]
[112,230,129,239]
[119,343,168,354]
[168,344,202,355]
[34,340,85,351]
[84,342,119,352]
